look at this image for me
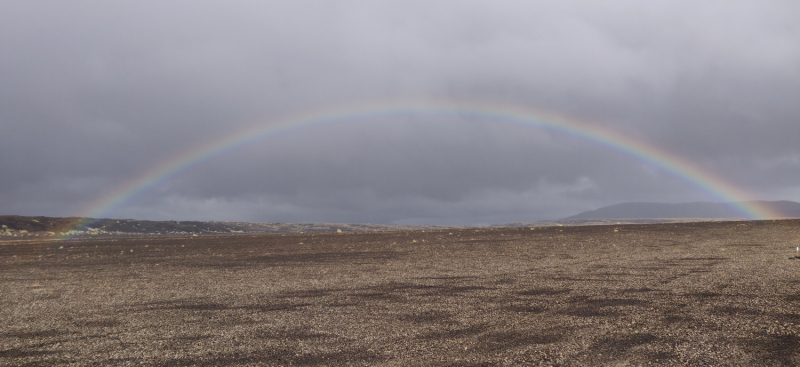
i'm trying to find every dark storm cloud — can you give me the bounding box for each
[2,1,799,224]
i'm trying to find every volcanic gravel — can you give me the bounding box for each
[1,220,799,366]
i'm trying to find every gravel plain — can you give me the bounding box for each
[1,220,799,366]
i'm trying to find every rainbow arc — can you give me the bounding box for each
[61,102,777,237]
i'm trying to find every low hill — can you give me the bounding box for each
[562,200,800,220]
[0,215,461,240]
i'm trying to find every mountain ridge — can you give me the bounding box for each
[562,200,800,220]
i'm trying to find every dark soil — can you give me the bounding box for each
[1,220,799,366]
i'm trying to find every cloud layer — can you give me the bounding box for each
[2,1,799,224]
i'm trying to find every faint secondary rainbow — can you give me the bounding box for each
[64,102,777,235]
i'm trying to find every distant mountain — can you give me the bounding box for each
[563,201,800,220]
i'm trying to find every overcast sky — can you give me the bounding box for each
[2,1,799,224]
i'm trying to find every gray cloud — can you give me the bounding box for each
[2,1,799,224]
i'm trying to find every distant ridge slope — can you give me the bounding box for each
[563,200,800,220]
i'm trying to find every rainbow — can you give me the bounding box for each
[64,101,778,234]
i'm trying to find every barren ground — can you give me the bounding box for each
[1,220,799,366]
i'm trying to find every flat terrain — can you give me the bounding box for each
[1,220,799,366]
